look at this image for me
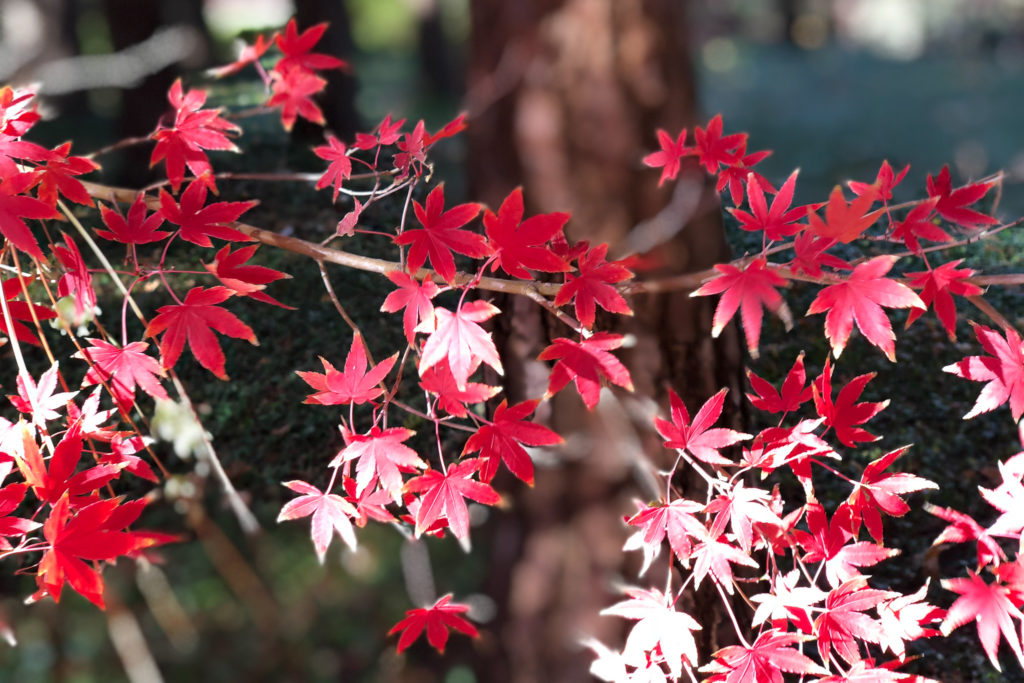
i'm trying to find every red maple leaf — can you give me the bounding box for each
[354,114,405,151]
[462,399,562,485]
[312,135,351,202]
[149,80,239,192]
[0,277,55,346]
[692,257,789,358]
[0,481,40,544]
[655,388,750,466]
[554,243,633,329]
[626,498,706,564]
[538,333,633,410]
[702,629,827,683]
[393,184,488,283]
[728,170,805,241]
[600,586,702,677]
[848,160,909,203]
[52,234,96,322]
[693,115,745,173]
[807,184,883,243]
[296,335,397,406]
[17,424,122,506]
[144,286,258,379]
[331,426,425,502]
[890,197,947,253]
[77,339,168,409]
[943,323,1024,421]
[96,194,169,244]
[278,479,358,563]
[388,594,477,654]
[380,270,440,344]
[273,19,347,73]
[926,165,997,229]
[36,494,174,608]
[206,33,271,79]
[746,352,812,414]
[203,244,292,308]
[812,358,888,448]
[806,255,925,361]
[418,300,503,391]
[419,359,500,418]
[716,142,773,206]
[904,260,981,340]
[404,459,500,540]
[9,362,77,423]
[941,571,1024,671]
[814,578,896,664]
[483,187,570,279]
[926,503,1005,569]
[36,142,98,207]
[706,481,783,552]
[0,171,59,259]
[846,446,937,543]
[643,128,690,185]
[157,179,257,247]
[794,502,898,589]
[789,231,847,278]
[267,65,327,131]
[691,535,759,594]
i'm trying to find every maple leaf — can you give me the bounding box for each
[625,498,706,566]
[807,184,883,243]
[749,569,826,634]
[463,399,562,485]
[149,80,239,192]
[417,300,503,391]
[96,194,169,244]
[278,480,358,563]
[157,179,257,248]
[36,142,98,207]
[691,535,759,594]
[600,586,702,679]
[393,184,488,283]
[9,362,77,424]
[77,339,168,409]
[692,257,789,358]
[206,33,271,79]
[642,128,689,186]
[980,459,1024,541]
[904,260,981,340]
[716,142,773,206]
[483,188,570,278]
[876,583,943,660]
[100,434,158,483]
[812,358,888,448]
[806,255,925,361]
[789,230,847,278]
[926,503,1005,569]
[144,286,258,379]
[943,323,1024,421]
[53,234,96,322]
[926,165,997,228]
[331,426,425,502]
[728,170,805,241]
[273,19,348,73]
[341,476,395,527]
[746,352,812,414]
[554,243,633,329]
[848,160,909,203]
[0,277,55,346]
[846,446,937,543]
[353,114,405,151]
[297,335,397,406]
[706,481,783,552]
[890,197,947,253]
[0,171,59,259]
[36,494,174,608]
[814,578,896,664]
[0,481,39,543]
[655,388,750,466]
[693,115,746,173]
[539,333,634,410]
[941,570,1024,671]
[404,459,500,540]
[312,135,351,202]
[203,244,293,308]
[388,594,477,654]
[393,120,428,177]
[701,629,828,683]
[17,424,122,505]
[380,270,440,344]
[419,359,500,418]
[267,65,328,131]
[795,502,899,589]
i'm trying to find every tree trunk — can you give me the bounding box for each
[466,1,744,681]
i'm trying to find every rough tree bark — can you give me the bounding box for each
[466,1,745,681]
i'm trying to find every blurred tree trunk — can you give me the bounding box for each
[466,1,744,681]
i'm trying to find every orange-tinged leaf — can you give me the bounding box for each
[807,184,883,243]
